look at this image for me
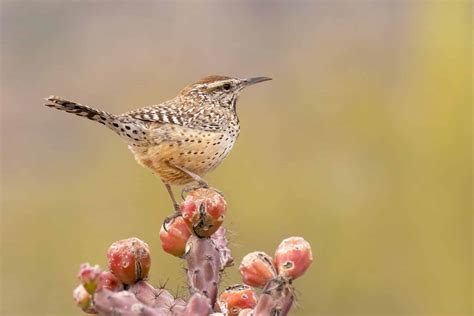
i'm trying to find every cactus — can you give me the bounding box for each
[210,226,234,270]
[184,235,221,305]
[72,188,313,315]
[253,277,294,315]
[94,289,168,315]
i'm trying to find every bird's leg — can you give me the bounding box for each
[162,182,181,231]
[169,163,224,199]
[164,182,180,211]
[171,164,209,187]
[169,164,212,199]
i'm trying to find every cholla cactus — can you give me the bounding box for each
[73,188,313,315]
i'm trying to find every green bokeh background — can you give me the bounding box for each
[1,1,471,315]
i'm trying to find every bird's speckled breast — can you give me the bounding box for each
[129,125,239,185]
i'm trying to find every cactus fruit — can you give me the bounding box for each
[239,252,277,288]
[181,188,227,237]
[274,237,313,280]
[107,237,151,285]
[159,216,192,257]
[217,284,257,315]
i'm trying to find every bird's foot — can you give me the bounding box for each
[181,183,224,199]
[181,182,207,199]
[162,210,182,232]
[208,186,224,197]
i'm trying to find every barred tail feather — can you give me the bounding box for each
[44,96,112,125]
[44,96,149,146]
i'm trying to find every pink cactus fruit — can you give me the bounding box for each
[239,251,277,288]
[107,237,151,285]
[159,216,192,257]
[181,188,227,237]
[218,284,257,316]
[274,237,312,280]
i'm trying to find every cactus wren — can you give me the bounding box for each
[45,75,271,210]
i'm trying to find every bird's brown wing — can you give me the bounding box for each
[122,98,223,132]
[122,98,187,126]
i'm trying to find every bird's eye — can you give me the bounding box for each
[222,83,231,90]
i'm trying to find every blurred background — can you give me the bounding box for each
[1,1,471,315]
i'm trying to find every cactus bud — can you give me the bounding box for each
[182,293,212,315]
[73,284,97,314]
[274,237,312,280]
[78,263,101,294]
[107,237,151,285]
[218,284,257,316]
[181,188,227,237]
[97,271,124,292]
[239,252,277,288]
[159,216,192,257]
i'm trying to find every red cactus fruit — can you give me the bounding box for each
[78,263,101,294]
[159,216,192,257]
[274,237,312,280]
[239,251,277,288]
[107,237,151,285]
[97,271,124,292]
[181,188,227,237]
[218,284,257,316]
[73,284,97,314]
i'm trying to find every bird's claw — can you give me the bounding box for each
[162,211,182,232]
[181,183,224,199]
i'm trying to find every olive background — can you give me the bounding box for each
[1,1,471,315]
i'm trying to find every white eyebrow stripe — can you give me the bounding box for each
[206,80,235,89]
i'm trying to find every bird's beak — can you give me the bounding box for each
[242,77,272,87]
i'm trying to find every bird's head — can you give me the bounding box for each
[180,75,271,110]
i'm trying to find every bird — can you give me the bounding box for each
[44,75,271,212]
